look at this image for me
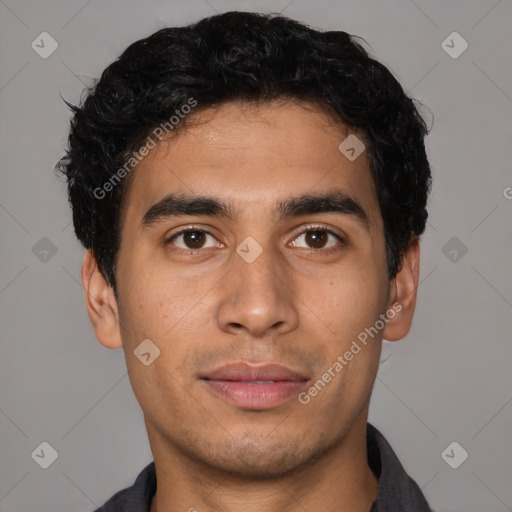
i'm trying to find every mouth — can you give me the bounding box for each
[200,362,309,410]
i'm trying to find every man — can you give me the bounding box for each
[57,11,433,512]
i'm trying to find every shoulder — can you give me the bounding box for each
[367,423,433,511]
[92,462,156,512]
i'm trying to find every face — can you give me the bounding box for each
[84,100,418,478]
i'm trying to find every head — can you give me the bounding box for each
[57,11,431,477]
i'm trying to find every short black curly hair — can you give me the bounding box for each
[57,11,432,294]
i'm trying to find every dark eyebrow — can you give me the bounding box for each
[142,194,234,227]
[141,190,370,231]
[278,191,370,231]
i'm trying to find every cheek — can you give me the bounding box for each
[115,263,175,354]
[117,254,216,367]
[301,265,385,341]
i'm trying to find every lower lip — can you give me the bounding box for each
[201,380,307,409]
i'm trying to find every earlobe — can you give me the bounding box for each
[81,249,123,349]
[382,235,420,342]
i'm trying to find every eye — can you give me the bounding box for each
[165,228,221,252]
[164,225,345,254]
[289,226,345,251]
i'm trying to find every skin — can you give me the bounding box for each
[81,99,420,512]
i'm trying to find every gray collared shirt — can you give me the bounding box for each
[366,423,433,511]
[94,422,433,511]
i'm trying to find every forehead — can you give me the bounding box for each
[121,100,382,232]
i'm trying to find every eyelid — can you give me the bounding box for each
[291,223,346,241]
[288,223,346,249]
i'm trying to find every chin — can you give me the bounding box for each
[188,431,332,479]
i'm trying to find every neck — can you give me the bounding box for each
[147,415,378,512]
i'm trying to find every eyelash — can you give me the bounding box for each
[164,224,345,255]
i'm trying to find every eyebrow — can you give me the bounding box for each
[141,190,371,231]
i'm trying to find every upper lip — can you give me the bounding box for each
[201,363,309,382]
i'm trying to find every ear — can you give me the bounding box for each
[81,249,123,349]
[382,234,420,342]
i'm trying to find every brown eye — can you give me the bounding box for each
[182,231,206,249]
[166,229,218,251]
[305,230,328,249]
[290,228,344,250]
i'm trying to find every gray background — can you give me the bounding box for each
[1,0,511,511]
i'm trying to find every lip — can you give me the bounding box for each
[200,362,309,410]
[201,362,309,382]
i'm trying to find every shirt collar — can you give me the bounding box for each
[366,422,432,511]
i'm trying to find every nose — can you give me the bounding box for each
[216,243,299,338]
